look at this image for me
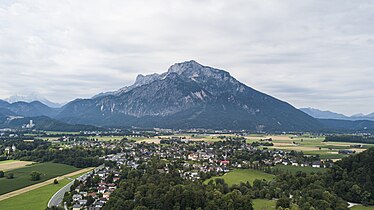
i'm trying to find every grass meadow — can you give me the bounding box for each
[0,162,79,195]
[204,169,275,186]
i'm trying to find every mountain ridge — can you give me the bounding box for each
[56,60,322,131]
[301,107,374,121]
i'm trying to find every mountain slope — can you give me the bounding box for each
[6,101,58,117]
[0,116,101,132]
[301,107,374,121]
[300,108,349,120]
[0,99,10,108]
[318,119,374,132]
[5,94,62,108]
[57,60,322,131]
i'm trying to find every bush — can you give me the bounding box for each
[0,170,4,178]
[276,198,291,209]
[6,173,14,179]
[53,179,59,184]
[30,171,42,181]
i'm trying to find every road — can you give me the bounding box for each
[0,168,94,202]
[47,165,104,208]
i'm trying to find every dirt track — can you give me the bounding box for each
[0,161,34,171]
[0,168,94,202]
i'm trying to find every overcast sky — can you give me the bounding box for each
[1,0,373,115]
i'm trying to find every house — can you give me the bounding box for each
[79,191,88,197]
[108,183,116,190]
[188,153,198,161]
[220,160,230,165]
[97,187,106,194]
[291,162,299,166]
[339,150,355,155]
[103,192,111,199]
[73,194,83,202]
[97,171,106,178]
[312,161,321,168]
[73,204,81,210]
[78,199,88,205]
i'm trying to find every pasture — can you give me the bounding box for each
[204,169,275,186]
[0,171,89,210]
[351,205,374,210]
[252,199,276,210]
[273,164,328,174]
[0,162,79,195]
[246,134,374,160]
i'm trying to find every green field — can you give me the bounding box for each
[253,199,276,210]
[0,162,79,195]
[89,135,127,141]
[273,164,328,174]
[204,169,275,186]
[244,134,374,160]
[0,178,70,210]
[0,171,88,210]
[45,131,81,135]
[352,205,374,210]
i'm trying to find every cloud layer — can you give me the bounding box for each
[1,0,373,115]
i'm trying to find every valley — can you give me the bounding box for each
[1,128,374,209]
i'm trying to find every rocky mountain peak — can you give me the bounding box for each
[134,73,161,86]
[167,60,203,74]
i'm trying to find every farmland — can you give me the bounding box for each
[252,199,276,210]
[0,162,79,195]
[0,160,34,171]
[0,170,90,210]
[273,164,328,174]
[245,134,374,160]
[351,205,374,210]
[204,169,275,186]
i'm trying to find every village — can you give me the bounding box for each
[64,136,334,210]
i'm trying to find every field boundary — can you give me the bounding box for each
[0,168,93,202]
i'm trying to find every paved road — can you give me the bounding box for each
[0,168,94,202]
[48,165,104,208]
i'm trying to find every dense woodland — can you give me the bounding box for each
[13,147,106,168]
[332,147,374,204]
[325,135,374,144]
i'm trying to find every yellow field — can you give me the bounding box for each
[0,161,35,171]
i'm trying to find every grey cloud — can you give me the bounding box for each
[0,0,373,115]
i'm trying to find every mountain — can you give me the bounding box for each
[0,115,101,132]
[301,107,374,121]
[6,101,58,117]
[5,94,63,108]
[57,60,322,131]
[318,119,374,132]
[300,108,349,120]
[0,99,10,108]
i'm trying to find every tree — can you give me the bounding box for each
[0,170,4,178]
[53,179,59,184]
[6,172,14,179]
[276,198,291,209]
[30,171,42,181]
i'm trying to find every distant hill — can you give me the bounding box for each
[6,101,58,117]
[0,100,100,132]
[56,60,322,131]
[0,116,101,132]
[0,99,10,108]
[4,94,62,108]
[318,119,374,132]
[301,107,374,121]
